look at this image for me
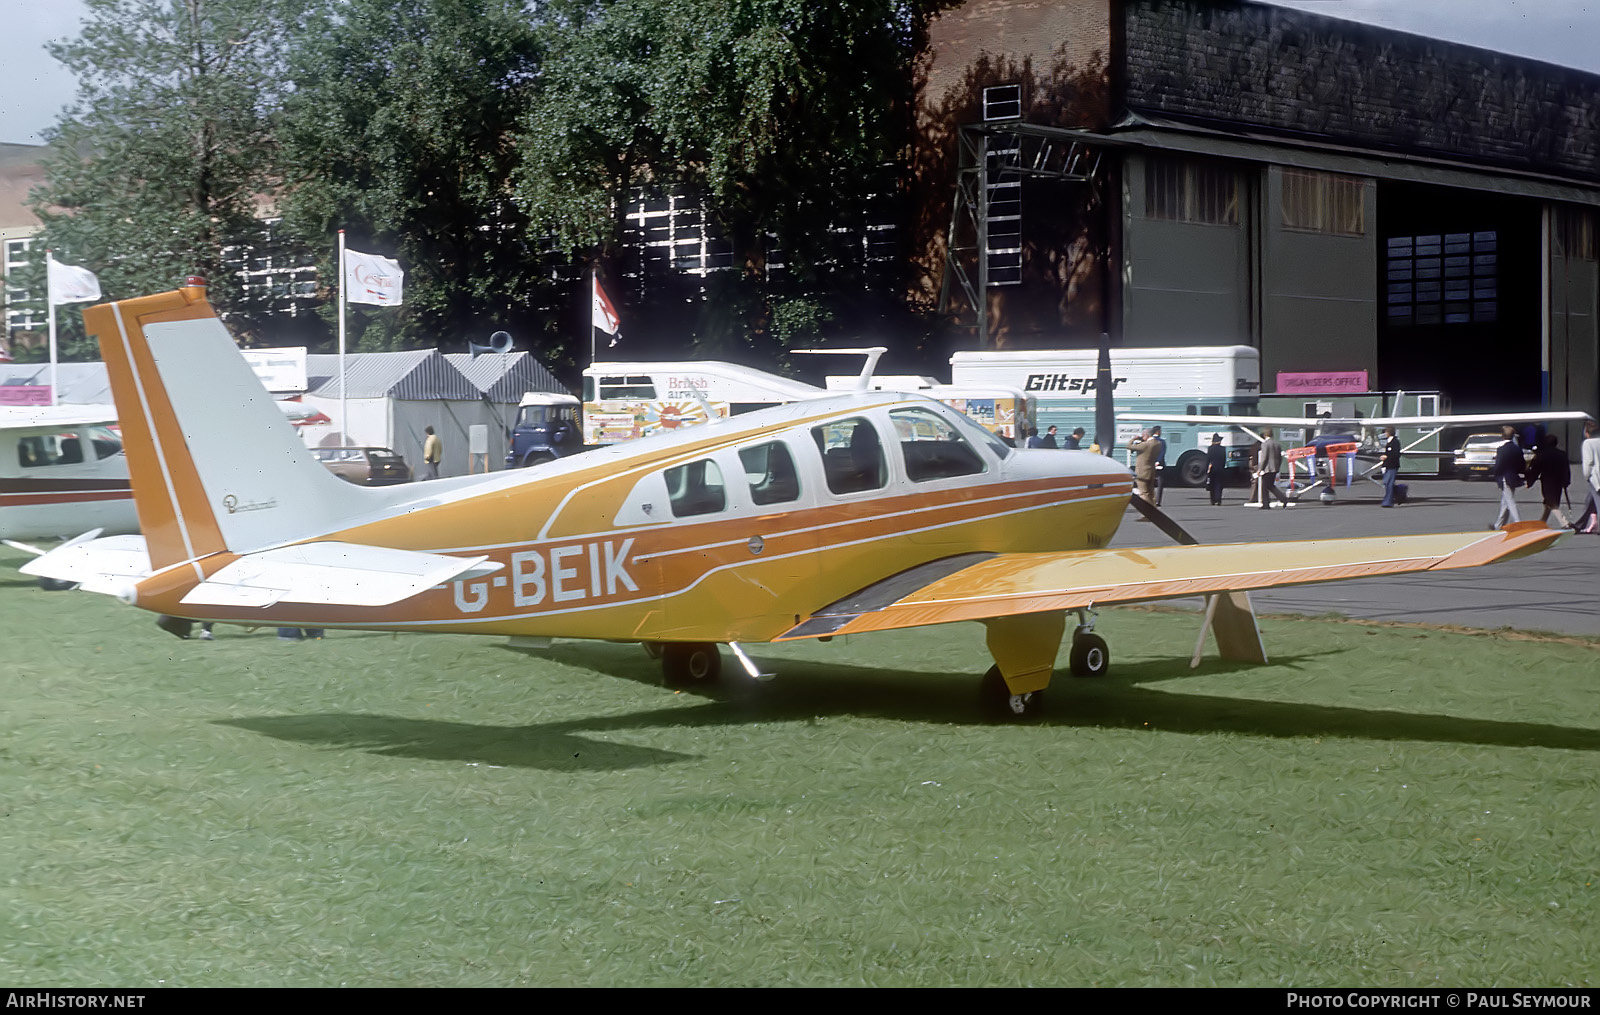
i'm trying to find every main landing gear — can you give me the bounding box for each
[658,642,722,687]
[980,609,1111,720]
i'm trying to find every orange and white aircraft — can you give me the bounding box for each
[22,283,1565,718]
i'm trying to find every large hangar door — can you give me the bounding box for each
[1377,183,1541,412]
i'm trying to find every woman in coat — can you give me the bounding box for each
[1524,434,1572,528]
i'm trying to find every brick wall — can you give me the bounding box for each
[1122,0,1600,182]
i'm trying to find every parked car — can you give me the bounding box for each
[313,447,412,485]
[1453,432,1532,480]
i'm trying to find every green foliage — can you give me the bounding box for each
[274,0,556,352]
[26,0,955,363]
[29,0,315,349]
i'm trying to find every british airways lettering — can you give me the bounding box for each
[1024,375,1127,393]
[453,538,639,613]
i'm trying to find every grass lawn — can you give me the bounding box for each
[0,547,1595,987]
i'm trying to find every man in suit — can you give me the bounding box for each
[1257,427,1291,509]
[1490,425,1525,529]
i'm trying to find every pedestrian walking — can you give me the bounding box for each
[1490,425,1525,529]
[1524,434,1572,528]
[422,425,443,480]
[1205,432,1227,505]
[1380,426,1402,507]
[1572,420,1600,533]
[1256,427,1291,509]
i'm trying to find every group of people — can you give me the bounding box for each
[1489,420,1600,533]
[1025,425,1087,450]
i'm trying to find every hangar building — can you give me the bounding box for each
[913,0,1598,425]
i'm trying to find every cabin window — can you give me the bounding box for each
[664,458,726,517]
[18,434,84,468]
[740,441,801,506]
[811,417,887,495]
[89,426,123,459]
[596,375,656,400]
[890,408,985,482]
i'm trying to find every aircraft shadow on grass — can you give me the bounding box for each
[215,641,1600,769]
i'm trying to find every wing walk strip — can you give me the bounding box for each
[776,523,1561,640]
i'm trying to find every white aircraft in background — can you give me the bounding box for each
[19,282,1566,719]
[1120,405,1595,500]
[0,403,136,546]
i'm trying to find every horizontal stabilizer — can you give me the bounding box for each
[179,541,503,609]
[19,533,152,595]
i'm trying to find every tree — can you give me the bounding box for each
[515,0,954,361]
[274,0,552,354]
[29,0,317,354]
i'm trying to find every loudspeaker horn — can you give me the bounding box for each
[470,330,514,357]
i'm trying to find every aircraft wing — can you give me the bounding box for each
[778,523,1560,640]
[1119,410,1594,429]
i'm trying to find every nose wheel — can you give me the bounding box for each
[981,665,1044,720]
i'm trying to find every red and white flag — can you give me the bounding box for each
[592,274,621,343]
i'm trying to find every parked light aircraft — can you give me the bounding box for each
[1118,406,1595,500]
[21,283,1566,718]
[0,403,136,545]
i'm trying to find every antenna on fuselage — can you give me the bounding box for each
[792,346,889,392]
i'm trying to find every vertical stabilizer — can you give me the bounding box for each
[85,284,368,570]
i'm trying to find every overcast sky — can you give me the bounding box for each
[3,1,1598,146]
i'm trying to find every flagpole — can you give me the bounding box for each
[338,229,347,445]
[46,250,58,406]
[590,267,596,366]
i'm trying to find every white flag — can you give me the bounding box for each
[345,248,404,306]
[47,260,101,305]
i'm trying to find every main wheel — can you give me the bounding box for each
[981,665,1045,720]
[662,642,722,687]
[1069,633,1110,677]
[1176,451,1208,487]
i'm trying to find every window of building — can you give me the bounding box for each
[739,441,801,506]
[1281,168,1366,236]
[1145,156,1238,225]
[1384,231,1498,326]
[889,408,985,482]
[811,417,887,495]
[664,458,726,517]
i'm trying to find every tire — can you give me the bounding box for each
[1176,451,1208,487]
[662,642,721,687]
[981,665,1045,720]
[1069,634,1110,678]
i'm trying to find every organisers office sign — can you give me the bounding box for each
[1275,371,1369,395]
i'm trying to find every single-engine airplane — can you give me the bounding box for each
[1119,406,1595,501]
[21,283,1566,718]
[0,403,136,546]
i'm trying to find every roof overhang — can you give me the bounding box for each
[963,113,1600,206]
